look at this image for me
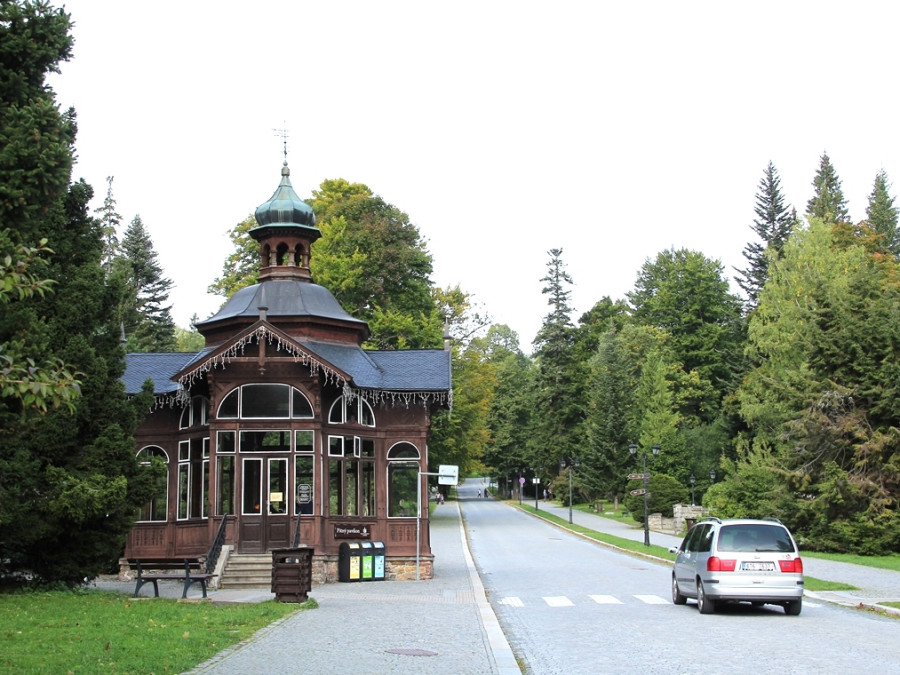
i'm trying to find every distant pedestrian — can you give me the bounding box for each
[477,489,481,498]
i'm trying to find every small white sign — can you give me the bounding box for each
[438,464,459,485]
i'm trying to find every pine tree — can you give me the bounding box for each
[113,215,176,352]
[95,176,121,273]
[806,152,851,223]
[865,169,900,257]
[736,161,796,308]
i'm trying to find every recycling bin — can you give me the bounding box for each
[372,541,386,581]
[360,542,374,581]
[338,542,362,582]
[271,547,313,602]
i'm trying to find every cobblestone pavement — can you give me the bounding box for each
[527,499,900,613]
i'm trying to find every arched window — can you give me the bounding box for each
[217,384,314,419]
[179,395,209,429]
[387,442,420,517]
[136,446,168,522]
[328,395,375,427]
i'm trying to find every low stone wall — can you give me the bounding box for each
[648,504,709,536]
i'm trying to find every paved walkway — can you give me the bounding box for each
[184,500,518,674]
[528,497,900,612]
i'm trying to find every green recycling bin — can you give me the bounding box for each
[360,542,374,580]
[372,541,386,580]
[338,542,362,582]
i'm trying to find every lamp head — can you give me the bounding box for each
[651,444,661,457]
[628,443,637,456]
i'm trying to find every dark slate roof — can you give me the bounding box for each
[121,352,207,395]
[301,341,451,391]
[195,280,366,327]
[122,342,450,396]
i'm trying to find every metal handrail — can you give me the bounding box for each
[205,516,229,574]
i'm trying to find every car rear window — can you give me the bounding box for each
[717,524,795,553]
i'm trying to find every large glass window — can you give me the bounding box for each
[328,436,375,516]
[177,437,208,520]
[242,384,290,418]
[136,446,168,522]
[217,384,314,419]
[388,442,420,518]
[240,430,291,452]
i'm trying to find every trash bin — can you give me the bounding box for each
[372,541,385,581]
[271,547,313,603]
[360,542,374,581]
[338,542,362,582]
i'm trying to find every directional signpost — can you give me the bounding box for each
[417,465,459,580]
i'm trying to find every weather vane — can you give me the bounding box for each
[273,125,289,162]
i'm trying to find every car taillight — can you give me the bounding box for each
[707,556,736,572]
[779,558,803,573]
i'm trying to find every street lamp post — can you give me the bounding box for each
[689,474,695,506]
[629,443,660,547]
[561,459,575,524]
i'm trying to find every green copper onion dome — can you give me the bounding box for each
[251,162,317,237]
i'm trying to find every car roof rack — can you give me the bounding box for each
[700,516,722,524]
[762,517,783,524]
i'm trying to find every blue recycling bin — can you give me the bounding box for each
[372,541,385,581]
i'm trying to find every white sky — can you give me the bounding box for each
[50,1,900,352]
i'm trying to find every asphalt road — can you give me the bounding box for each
[457,479,900,675]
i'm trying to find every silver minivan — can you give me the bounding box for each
[669,518,804,615]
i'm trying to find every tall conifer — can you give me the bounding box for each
[736,161,796,308]
[865,169,900,256]
[113,214,176,352]
[806,152,851,223]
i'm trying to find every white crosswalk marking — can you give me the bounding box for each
[543,596,574,607]
[499,596,523,607]
[589,594,623,604]
[634,595,669,604]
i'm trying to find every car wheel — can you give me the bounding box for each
[697,580,716,614]
[672,575,687,605]
[784,598,802,616]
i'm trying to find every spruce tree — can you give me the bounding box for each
[806,152,851,223]
[113,214,177,352]
[96,176,121,273]
[531,248,581,471]
[736,161,796,308]
[865,169,900,257]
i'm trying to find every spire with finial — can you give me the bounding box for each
[250,126,320,281]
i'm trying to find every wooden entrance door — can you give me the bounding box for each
[238,456,291,552]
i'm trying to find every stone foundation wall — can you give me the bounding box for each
[310,555,434,584]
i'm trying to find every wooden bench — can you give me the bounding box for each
[128,558,216,599]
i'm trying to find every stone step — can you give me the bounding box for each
[220,553,275,589]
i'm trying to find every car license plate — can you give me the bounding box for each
[741,561,775,572]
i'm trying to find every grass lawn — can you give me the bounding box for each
[0,588,306,674]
